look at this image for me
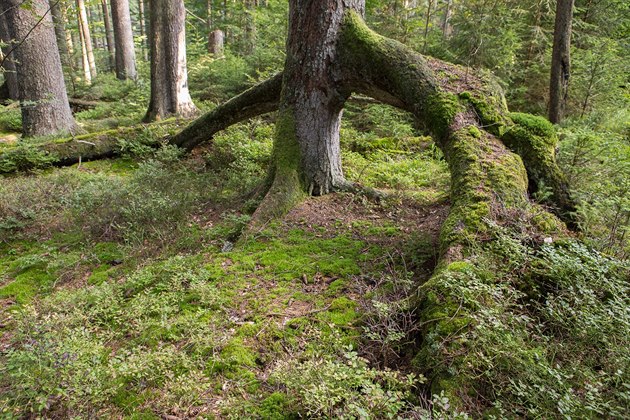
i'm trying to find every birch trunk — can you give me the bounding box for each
[77,0,97,79]
[101,0,116,70]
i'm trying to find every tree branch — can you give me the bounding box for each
[169,72,283,151]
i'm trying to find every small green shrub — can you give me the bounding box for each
[0,105,21,131]
[0,143,56,173]
[270,334,423,418]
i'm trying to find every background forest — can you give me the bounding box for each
[0,0,628,418]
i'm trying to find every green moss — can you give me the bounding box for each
[0,268,55,303]
[426,92,463,141]
[468,126,482,139]
[233,231,366,281]
[93,242,124,263]
[258,392,296,420]
[510,112,556,139]
[327,279,348,296]
[501,112,575,221]
[446,261,473,272]
[88,264,113,285]
[220,338,258,368]
[323,297,359,326]
[253,111,306,223]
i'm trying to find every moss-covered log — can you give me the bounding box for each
[0,123,173,173]
[0,75,283,174]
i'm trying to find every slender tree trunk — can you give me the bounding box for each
[77,15,92,83]
[101,0,116,70]
[422,0,433,53]
[50,0,71,68]
[138,0,148,61]
[206,0,213,44]
[548,0,574,123]
[111,0,137,80]
[144,0,197,121]
[77,0,97,79]
[0,14,19,101]
[242,0,256,54]
[441,0,452,37]
[2,0,77,136]
[63,7,75,60]
[206,0,225,56]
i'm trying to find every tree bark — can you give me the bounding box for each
[548,0,574,124]
[208,29,224,56]
[101,0,116,70]
[2,0,77,137]
[138,0,148,61]
[0,14,19,101]
[50,0,71,69]
[110,0,137,80]
[441,0,452,38]
[76,0,97,80]
[144,0,198,121]
[264,0,364,200]
[171,72,282,150]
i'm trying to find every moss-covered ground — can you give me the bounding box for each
[0,73,628,418]
[0,101,455,417]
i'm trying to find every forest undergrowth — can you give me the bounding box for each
[1,42,629,417]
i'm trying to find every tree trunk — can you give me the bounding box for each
[138,0,148,61]
[78,18,92,83]
[144,0,197,121]
[101,0,116,70]
[261,0,364,209]
[548,0,574,124]
[2,0,77,137]
[50,0,71,69]
[110,0,137,80]
[0,14,19,101]
[208,29,224,56]
[441,0,452,37]
[77,0,97,79]
[242,0,257,55]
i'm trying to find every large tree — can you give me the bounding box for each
[174,0,573,224]
[172,0,576,405]
[144,0,197,121]
[110,0,137,80]
[0,14,19,101]
[2,0,77,137]
[0,1,579,407]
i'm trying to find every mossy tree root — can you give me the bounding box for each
[338,11,573,406]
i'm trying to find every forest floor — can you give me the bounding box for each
[0,102,458,417]
[0,80,628,417]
